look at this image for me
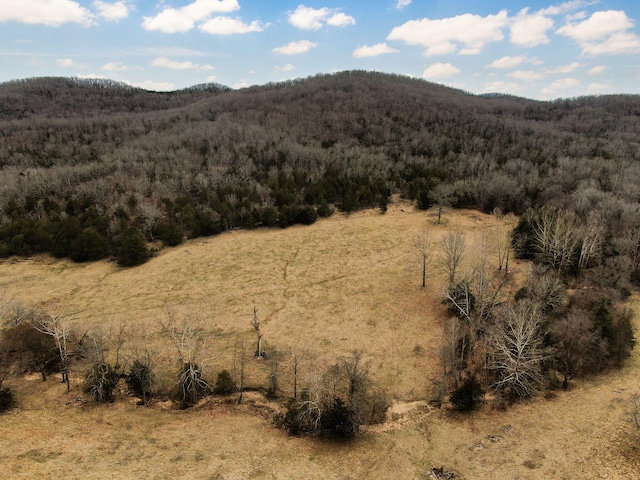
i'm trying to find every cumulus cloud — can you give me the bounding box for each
[353,43,399,58]
[57,58,76,67]
[273,40,317,55]
[484,81,521,95]
[198,16,263,35]
[288,5,354,30]
[487,55,527,69]
[546,61,581,74]
[557,10,640,55]
[128,79,176,91]
[587,82,613,93]
[422,63,461,79]
[142,0,240,33]
[507,70,544,81]
[276,64,295,72]
[387,11,508,56]
[101,61,127,71]
[540,77,580,97]
[93,1,129,21]
[509,8,554,47]
[587,65,606,75]
[151,57,214,71]
[327,12,355,27]
[0,0,94,27]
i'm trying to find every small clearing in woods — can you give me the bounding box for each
[0,201,638,479]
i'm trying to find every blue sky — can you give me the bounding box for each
[1,0,639,99]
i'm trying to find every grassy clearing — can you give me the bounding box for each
[0,202,638,479]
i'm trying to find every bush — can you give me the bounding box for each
[283,395,321,436]
[178,362,209,407]
[155,221,183,246]
[117,229,148,267]
[0,387,15,413]
[450,375,485,412]
[84,362,121,403]
[320,396,359,439]
[70,227,109,262]
[213,369,236,395]
[126,360,154,404]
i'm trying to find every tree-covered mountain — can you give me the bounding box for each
[0,71,638,269]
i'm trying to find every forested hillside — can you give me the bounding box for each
[0,71,639,269]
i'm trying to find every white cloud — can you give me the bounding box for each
[288,5,354,30]
[487,55,527,69]
[557,10,640,55]
[587,82,613,93]
[422,62,461,79]
[198,16,264,35]
[101,61,127,71]
[353,43,399,58]
[484,81,521,94]
[273,40,317,55]
[276,64,295,72]
[206,75,217,82]
[128,80,176,91]
[546,61,581,74]
[0,0,94,27]
[93,1,129,21]
[142,0,240,33]
[509,8,554,47]
[387,11,508,56]
[507,70,544,81]
[76,74,105,80]
[151,57,214,71]
[540,77,580,97]
[396,0,411,9]
[327,12,355,27]
[57,58,76,67]
[587,65,606,75]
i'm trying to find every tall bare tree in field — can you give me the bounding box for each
[413,228,434,288]
[440,230,466,287]
[251,306,264,358]
[488,300,547,398]
[34,313,71,392]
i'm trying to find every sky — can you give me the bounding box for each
[1,0,639,100]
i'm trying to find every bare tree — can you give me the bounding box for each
[34,313,71,392]
[429,183,456,224]
[290,348,308,399]
[440,230,466,287]
[495,228,511,273]
[488,301,547,398]
[251,306,264,358]
[83,322,128,403]
[413,228,434,288]
[158,309,211,406]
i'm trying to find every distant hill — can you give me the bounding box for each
[0,70,638,266]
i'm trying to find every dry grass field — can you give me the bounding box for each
[0,200,638,479]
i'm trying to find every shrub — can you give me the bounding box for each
[155,221,183,246]
[283,395,321,436]
[70,227,109,262]
[450,375,485,412]
[126,360,154,404]
[0,322,59,381]
[320,396,359,439]
[117,229,148,267]
[0,387,15,413]
[178,362,209,407]
[84,362,121,403]
[213,369,236,395]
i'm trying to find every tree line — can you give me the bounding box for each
[0,71,638,269]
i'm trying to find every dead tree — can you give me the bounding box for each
[488,300,547,398]
[34,313,71,392]
[440,230,466,287]
[251,306,264,358]
[158,309,211,406]
[413,228,434,288]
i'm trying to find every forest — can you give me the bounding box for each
[0,71,639,437]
